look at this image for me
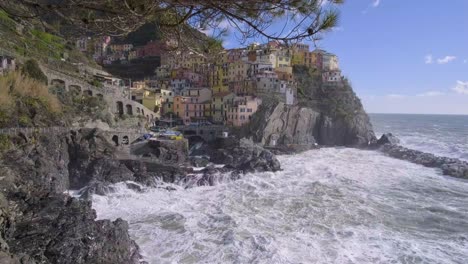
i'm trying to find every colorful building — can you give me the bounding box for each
[226,96,262,127]
[212,92,235,123]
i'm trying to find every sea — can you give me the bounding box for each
[93,114,468,264]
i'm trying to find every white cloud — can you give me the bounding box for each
[424,54,433,64]
[452,81,468,95]
[437,56,456,64]
[417,91,445,97]
[373,0,381,7]
[386,94,406,99]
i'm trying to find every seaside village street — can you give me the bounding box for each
[74,37,343,130]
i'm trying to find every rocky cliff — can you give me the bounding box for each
[242,67,376,148]
[0,129,146,264]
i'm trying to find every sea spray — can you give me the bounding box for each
[93,148,468,264]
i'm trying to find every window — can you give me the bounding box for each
[247,108,252,112]
[240,108,245,112]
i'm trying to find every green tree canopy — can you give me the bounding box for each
[0,0,343,49]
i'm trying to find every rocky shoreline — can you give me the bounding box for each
[2,126,466,263]
[375,134,468,179]
[0,128,281,263]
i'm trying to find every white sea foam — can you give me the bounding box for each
[371,114,468,161]
[93,148,468,264]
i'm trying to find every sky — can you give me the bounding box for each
[221,0,468,115]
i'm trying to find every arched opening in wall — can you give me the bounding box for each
[84,90,93,96]
[116,101,124,116]
[122,136,129,145]
[112,135,119,146]
[146,115,150,122]
[51,79,65,87]
[96,93,104,100]
[141,109,145,116]
[69,85,82,96]
[126,104,133,115]
[136,107,141,115]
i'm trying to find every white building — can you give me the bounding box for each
[322,52,339,71]
[322,70,342,83]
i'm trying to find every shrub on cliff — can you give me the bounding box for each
[0,72,62,127]
[21,59,48,84]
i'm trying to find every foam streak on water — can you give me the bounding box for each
[370,114,468,161]
[93,148,468,264]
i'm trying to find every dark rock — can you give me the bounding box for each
[211,138,281,173]
[78,181,115,199]
[190,156,210,167]
[130,139,188,164]
[377,133,400,145]
[7,194,140,264]
[126,182,144,192]
[380,144,468,179]
[121,160,187,185]
[0,129,144,263]
[67,129,135,189]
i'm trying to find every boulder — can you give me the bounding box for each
[377,133,400,145]
[211,138,281,173]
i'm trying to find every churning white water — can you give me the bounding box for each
[93,148,468,264]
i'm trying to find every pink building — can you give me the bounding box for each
[174,88,212,124]
[226,96,262,127]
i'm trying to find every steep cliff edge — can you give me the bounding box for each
[0,130,143,264]
[242,66,376,148]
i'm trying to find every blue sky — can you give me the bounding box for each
[222,0,468,115]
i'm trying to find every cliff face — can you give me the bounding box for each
[0,130,144,264]
[242,66,376,148]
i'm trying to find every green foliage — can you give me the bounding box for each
[29,29,65,59]
[0,10,15,29]
[21,59,48,84]
[0,134,11,153]
[18,115,31,127]
[89,79,103,88]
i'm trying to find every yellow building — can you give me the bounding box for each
[209,64,229,93]
[228,61,249,82]
[291,50,305,66]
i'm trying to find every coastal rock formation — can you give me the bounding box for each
[243,100,376,148]
[375,134,468,179]
[190,137,281,173]
[210,138,281,173]
[0,131,142,264]
[377,133,400,145]
[380,144,468,179]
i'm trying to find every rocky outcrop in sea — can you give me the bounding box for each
[376,133,468,179]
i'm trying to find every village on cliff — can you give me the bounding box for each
[72,36,343,128]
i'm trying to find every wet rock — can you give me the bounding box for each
[377,133,400,145]
[190,156,210,167]
[0,129,144,263]
[380,144,468,179]
[211,138,281,173]
[126,182,143,193]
